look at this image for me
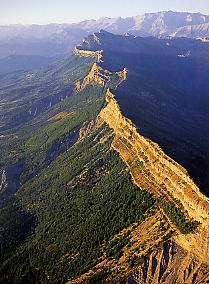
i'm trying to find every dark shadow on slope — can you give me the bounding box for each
[115,77,209,196]
[98,45,209,197]
[25,125,81,183]
[46,124,81,165]
[0,197,37,264]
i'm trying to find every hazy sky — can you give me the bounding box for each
[1,0,209,25]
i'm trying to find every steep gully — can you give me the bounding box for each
[71,47,209,283]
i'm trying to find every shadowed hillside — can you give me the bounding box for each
[78,30,209,196]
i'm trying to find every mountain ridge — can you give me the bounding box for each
[1,29,209,283]
[65,47,209,283]
[78,29,209,194]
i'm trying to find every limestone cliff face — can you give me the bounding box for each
[67,88,209,284]
[98,89,209,283]
[125,240,209,284]
[74,47,103,62]
[75,63,108,92]
[100,90,209,222]
[74,62,127,93]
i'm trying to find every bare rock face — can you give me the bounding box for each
[100,90,209,222]
[117,68,128,82]
[74,47,103,62]
[0,162,24,207]
[98,89,209,283]
[75,63,106,92]
[127,240,209,284]
[172,22,209,39]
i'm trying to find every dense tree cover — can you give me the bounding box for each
[20,84,105,183]
[0,198,36,259]
[163,200,199,234]
[0,123,155,283]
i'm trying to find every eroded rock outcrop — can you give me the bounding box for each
[67,88,209,283]
[74,47,103,62]
[117,68,128,82]
[75,63,109,92]
[0,168,7,194]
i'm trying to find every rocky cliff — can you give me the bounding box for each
[172,22,209,38]
[68,48,209,283]
[75,63,107,92]
[100,89,209,275]
[74,47,103,62]
[100,90,209,222]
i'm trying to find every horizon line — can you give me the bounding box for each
[0,10,208,27]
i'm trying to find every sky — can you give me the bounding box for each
[1,0,209,25]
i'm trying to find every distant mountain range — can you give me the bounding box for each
[1,11,209,53]
[73,11,209,37]
[1,11,209,74]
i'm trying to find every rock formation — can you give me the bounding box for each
[68,50,209,282]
